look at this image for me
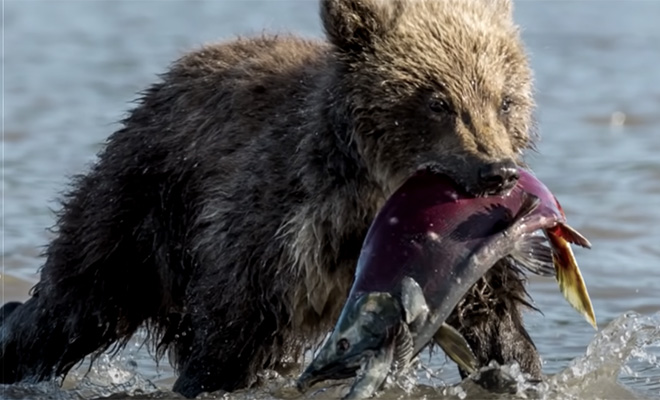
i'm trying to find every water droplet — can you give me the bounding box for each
[389,217,399,225]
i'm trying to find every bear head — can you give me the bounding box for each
[321,0,536,197]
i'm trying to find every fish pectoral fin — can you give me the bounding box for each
[400,276,429,325]
[434,323,478,375]
[509,234,555,277]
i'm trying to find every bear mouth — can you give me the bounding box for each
[413,163,473,197]
[413,161,520,198]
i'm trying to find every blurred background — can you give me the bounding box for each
[2,1,660,399]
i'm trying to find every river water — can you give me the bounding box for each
[2,1,660,399]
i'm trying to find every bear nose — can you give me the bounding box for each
[477,160,520,195]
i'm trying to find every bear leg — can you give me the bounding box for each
[171,298,287,398]
[0,293,126,384]
[0,250,161,384]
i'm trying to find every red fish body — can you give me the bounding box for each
[351,168,594,330]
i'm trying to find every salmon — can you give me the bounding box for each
[296,168,595,399]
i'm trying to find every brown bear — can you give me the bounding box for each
[0,0,541,398]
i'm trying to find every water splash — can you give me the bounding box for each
[441,311,660,400]
[0,329,165,400]
[544,311,660,400]
[0,355,160,400]
[359,311,660,400]
[2,313,659,399]
[64,354,160,399]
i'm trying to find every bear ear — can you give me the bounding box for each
[320,0,402,53]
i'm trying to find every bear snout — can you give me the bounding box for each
[476,159,520,196]
[413,156,520,198]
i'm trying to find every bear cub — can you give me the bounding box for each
[1,0,541,398]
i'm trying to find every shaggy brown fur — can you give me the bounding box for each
[0,0,542,397]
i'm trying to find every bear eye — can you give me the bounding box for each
[428,96,453,114]
[500,97,513,114]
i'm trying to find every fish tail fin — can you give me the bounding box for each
[556,223,592,249]
[549,230,598,330]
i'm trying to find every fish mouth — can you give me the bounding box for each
[296,293,400,394]
[296,357,362,392]
[296,342,388,392]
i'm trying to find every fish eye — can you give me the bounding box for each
[336,338,350,354]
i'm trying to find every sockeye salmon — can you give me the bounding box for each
[296,168,595,399]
